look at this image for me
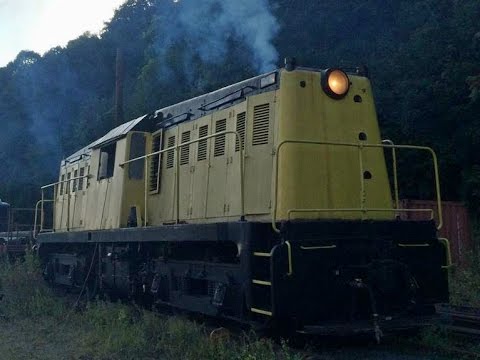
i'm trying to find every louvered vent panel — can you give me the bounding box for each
[180,131,190,165]
[149,134,162,192]
[166,136,175,168]
[214,119,226,157]
[252,104,270,146]
[197,125,208,161]
[60,175,65,195]
[235,112,246,152]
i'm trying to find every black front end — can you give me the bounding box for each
[267,220,449,336]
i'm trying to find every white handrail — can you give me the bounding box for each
[272,140,443,233]
[120,130,245,225]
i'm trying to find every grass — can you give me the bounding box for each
[0,252,302,360]
[449,216,480,307]
[414,225,480,357]
[449,253,480,307]
[2,242,480,360]
[0,250,66,319]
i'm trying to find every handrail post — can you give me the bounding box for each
[429,149,443,230]
[33,200,41,238]
[358,143,366,219]
[238,133,245,220]
[40,189,45,232]
[285,241,293,276]
[176,145,180,224]
[52,184,56,231]
[382,139,400,211]
[66,177,70,231]
[7,205,12,241]
[439,238,452,269]
[144,156,148,227]
[392,148,399,210]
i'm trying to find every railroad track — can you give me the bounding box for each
[436,303,480,337]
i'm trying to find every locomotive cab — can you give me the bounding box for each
[53,117,151,231]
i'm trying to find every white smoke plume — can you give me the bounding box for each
[155,0,280,72]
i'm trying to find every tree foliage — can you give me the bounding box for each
[0,0,479,213]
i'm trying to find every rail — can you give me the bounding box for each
[272,140,443,233]
[438,238,453,269]
[34,174,91,237]
[5,207,39,242]
[436,304,480,338]
[120,130,245,225]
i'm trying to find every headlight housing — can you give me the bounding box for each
[321,68,350,99]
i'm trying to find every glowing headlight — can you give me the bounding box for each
[321,68,350,99]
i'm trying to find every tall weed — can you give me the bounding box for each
[81,300,302,360]
[0,252,301,359]
[0,250,65,318]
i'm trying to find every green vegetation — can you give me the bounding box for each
[1,252,479,359]
[449,254,480,307]
[1,0,480,218]
[0,253,301,360]
[449,219,480,307]
[0,251,65,319]
[414,326,480,358]
[1,2,480,353]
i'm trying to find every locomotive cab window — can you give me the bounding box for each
[98,143,116,180]
[129,133,146,180]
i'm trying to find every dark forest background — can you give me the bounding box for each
[0,0,479,215]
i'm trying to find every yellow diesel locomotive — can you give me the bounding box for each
[36,61,449,338]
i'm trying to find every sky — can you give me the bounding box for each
[0,0,126,67]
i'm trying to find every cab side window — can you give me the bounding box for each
[98,143,116,180]
[129,133,146,180]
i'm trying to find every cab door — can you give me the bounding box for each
[190,115,211,220]
[206,109,230,218]
[225,103,247,218]
[177,123,195,221]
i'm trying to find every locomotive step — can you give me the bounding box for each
[251,307,273,316]
[253,252,271,257]
[252,279,272,286]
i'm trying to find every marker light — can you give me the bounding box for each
[321,68,350,99]
[260,73,277,88]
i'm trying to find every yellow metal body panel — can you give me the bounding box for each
[244,92,276,215]
[146,91,276,226]
[149,126,178,223]
[207,108,230,218]
[54,132,150,231]
[275,69,393,220]
[86,138,125,230]
[191,115,213,219]
[54,157,91,231]
[120,132,151,227]
[52,68,398,232]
